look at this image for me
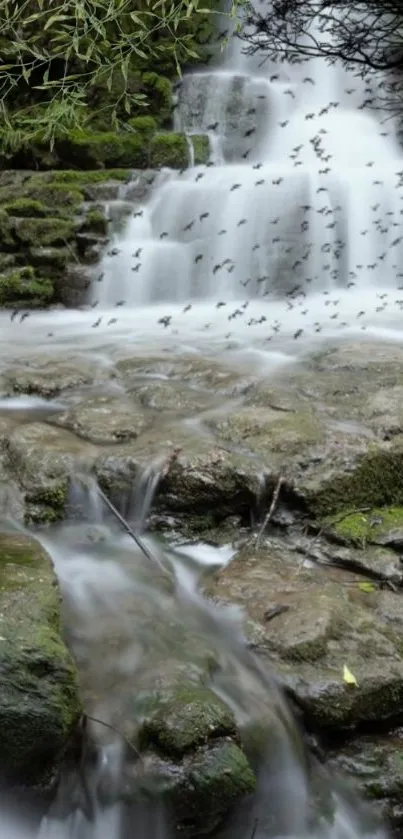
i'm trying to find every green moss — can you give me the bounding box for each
[324,506,403,545]
[0,253,16,272]
[0,266,53,307]
[0,533,82,784]
[191,134,210,165]
[79,208,108,236]
[49,169,130,184]
[25,482,68,512]
[139,685,237,757]
[309,446,403,518]
[149,132,189,169]
[13,217,76,247]
[22,184,84,213]
[56,131,148,169]
[3,198,47,218]
[128,115,158,138]
[169,740,256,835]
[141,73,172,126]
[0,208,16,248]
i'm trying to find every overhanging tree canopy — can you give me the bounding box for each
[239,0,403,111]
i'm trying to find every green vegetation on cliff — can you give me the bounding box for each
[0,0,222,161]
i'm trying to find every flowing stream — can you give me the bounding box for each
[0,1,402,837]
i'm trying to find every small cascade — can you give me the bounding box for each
[0,462,388,839]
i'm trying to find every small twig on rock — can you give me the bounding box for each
[85,713,143,765]
[254,476,285,546]
[94,483,170,577]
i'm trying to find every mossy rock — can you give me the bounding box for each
[0,253,16,272]
[24,481,69,525]
[22,184,84,214]
[0,266,53,307]
[138,685,237,757]
[149,132,189,168]
[128,115,158,138]
[306,445,403,518]
[166,740,256,835]
[141,73,172,126]
[0,208,16,248]
[129,741,256,838]
[78,208,109,236]
[28,247,71,274]
[323,506,403,546]
[32,170,131,186]
[3,198,47,218]
[191,134,210,165]
[0,532,82,788]
[56,131,148,169]
[13,217,76,247]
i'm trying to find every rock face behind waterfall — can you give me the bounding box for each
[0,532,82,800]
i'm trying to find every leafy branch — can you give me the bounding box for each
[0,0,221,147]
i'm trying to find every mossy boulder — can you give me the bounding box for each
[48,169,130,185]
[0,532,82,789]
[78,208,109,237]
[323,506,403,547]
[0,266,53,307]
[128,115,158,138]
[0,208,16,248]
[3,198,47,218]
[13,217,76,247]
[149,132,189,168]
[125,741,256,837]
[138,685,237,757]
[191,134,210,165]
[21,184,84,214]
[56,131,148,169]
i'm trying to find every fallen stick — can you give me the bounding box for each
[85,713,143,764]
[95,483,170,576]
[254,476,285,546]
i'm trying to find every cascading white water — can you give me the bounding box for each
[96,1,403,326]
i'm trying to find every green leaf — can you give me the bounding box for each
[358,581,377,593]
[44,14,71,30]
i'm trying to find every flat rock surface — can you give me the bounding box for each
[204,539,403,731]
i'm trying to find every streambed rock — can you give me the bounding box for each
[325,730,403,832]
[50,394,148,444]
[4,422,98,523]
[0,531,81,794]
[204,540,403,733]
[208,341,403,519]
[121,740,256,837]
[2,356,116,398]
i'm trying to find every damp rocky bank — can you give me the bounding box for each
[1,339,403,832]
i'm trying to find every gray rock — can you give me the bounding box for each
[204,541,403,731]
[50,395,149,445]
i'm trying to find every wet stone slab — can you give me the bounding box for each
[204,540,403,732]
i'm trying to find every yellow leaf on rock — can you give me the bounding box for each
[343,664,358,687]
[358,581,377,593]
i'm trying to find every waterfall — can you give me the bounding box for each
[96,1,403,317]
